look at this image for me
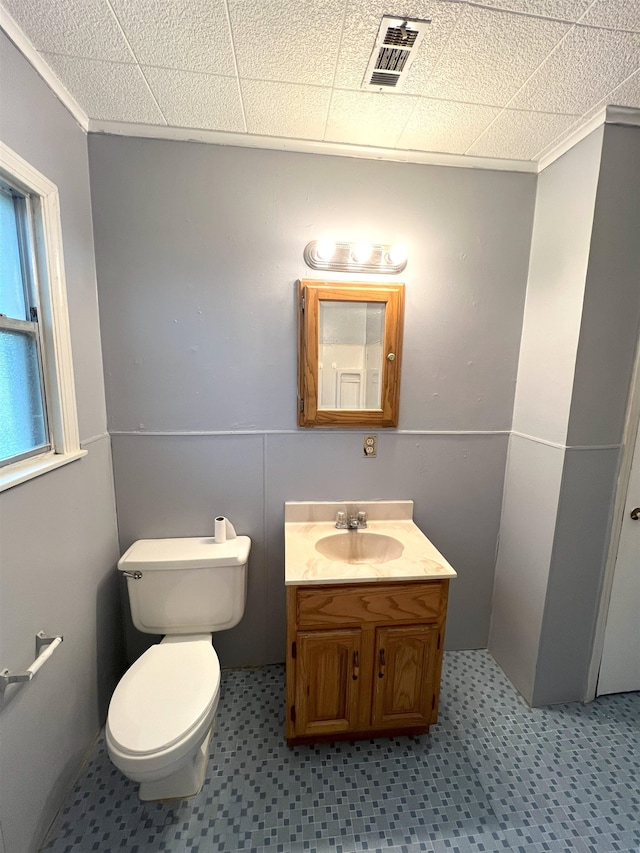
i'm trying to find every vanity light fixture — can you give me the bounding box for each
[352,242,373,264]
[315,238,336,261]
[303,240,408,274]
[386,243,408,266]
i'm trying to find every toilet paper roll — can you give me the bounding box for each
[215,517,227,544]
[214,516,237,544]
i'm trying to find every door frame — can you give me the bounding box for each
[586,334,640,701]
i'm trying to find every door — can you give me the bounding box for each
[371,625,439,729]
[336,370,364,409]
[295,629,362,737]
[597,418,640,696]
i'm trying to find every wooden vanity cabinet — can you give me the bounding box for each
[286,579,449,744]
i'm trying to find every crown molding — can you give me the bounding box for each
[605,104,640,127]
[536,104,640,173]
[536,108,607,173]
[0,11,89,132]
[88,119,538,173]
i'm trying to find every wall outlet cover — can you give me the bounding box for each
[363,435,377,457]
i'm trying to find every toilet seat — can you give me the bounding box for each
[107,635,220,760]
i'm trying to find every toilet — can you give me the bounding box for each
[106,535,250,801]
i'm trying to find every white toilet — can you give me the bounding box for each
[106,535,250,801]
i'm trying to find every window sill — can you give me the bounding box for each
[0,449,87,493]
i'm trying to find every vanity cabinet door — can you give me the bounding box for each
[294,629,363,738]
[371,624,439,730]
[286,580,449,743]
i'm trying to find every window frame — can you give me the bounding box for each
[0,141,85,491]
[1,177,51,465]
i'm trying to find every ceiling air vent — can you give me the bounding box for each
[362,16,431,91]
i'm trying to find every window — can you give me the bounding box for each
[1,179,49,464]
[0,141,84,490]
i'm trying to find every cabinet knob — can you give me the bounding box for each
[352,651,360,681]
[378,648,386,679]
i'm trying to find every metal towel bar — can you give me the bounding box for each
[1,631,63,688]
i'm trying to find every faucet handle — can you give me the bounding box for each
[357,511,368,527]
[335,511,347,528]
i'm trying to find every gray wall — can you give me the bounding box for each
[490,129,603,702]
[489,434,565,699]
[490,122,640,706]
[533,123,640,705]
[0,26,636,851]
[0,34,121,853]
[88,134,537,665]
[511,128,603,445]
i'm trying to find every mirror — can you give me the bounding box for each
[319,301,384,410]
[298,280,404,427]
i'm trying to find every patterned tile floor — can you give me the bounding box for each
[42,651,640,853]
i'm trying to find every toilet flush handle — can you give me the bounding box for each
[122,570,143,579]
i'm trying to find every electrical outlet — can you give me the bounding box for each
[363,435,377,457]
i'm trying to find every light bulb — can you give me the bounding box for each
[315,239,336,261]
[352,242,372,264]
[387,243,407,266]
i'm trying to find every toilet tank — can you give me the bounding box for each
[118,537,251,635]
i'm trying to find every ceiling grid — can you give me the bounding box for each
[1,0,638,169]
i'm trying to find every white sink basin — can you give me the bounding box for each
[284,501,458,584]
[315,531,404,564]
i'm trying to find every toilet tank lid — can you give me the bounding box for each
[118,536,251,571]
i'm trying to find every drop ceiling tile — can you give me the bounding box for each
[324,89,419,147]
[476,0,591,21]
[2,0,135,62]
[532,114,585,161]
[242,81,331,139]
[606,68,640,107]
[228,0,345,86]
[144,67,245,132]
[556,67,640,136]
[423,6,570,106]
[41,54,166,124]
[397,98,502,154]
[579,0,640,32]
[509,25,640,114]
[332,0,462,92]
[109,0,237,75]
[530,70,640,163]
[467,108,579,159]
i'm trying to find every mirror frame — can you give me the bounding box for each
[298,279,404,427]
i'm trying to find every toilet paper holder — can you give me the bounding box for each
[1,631,64,688]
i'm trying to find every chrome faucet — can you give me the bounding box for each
[335,510,367,530]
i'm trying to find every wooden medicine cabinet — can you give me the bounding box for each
[297,280,404,427]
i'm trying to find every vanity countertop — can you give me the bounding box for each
[284,501,457,586]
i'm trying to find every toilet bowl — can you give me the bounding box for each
[106,535,250,801]
[106,634,221,801]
